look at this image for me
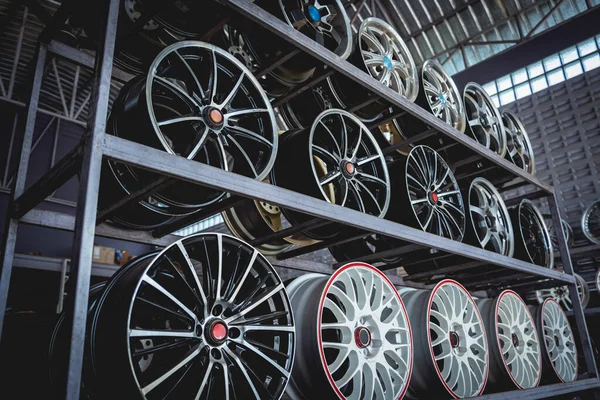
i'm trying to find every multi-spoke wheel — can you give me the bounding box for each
[101,41,278,229]
[596,269,600,295]
[582,200,600,245]
[402,280,488,398]
[534,273,590,311]
[466,178,514,256]
[509,200,553,268]
[89,233,295,399]
[502,110,535,175]
[546,217,574,251]
[476,290,541,390]
[463,83,506,157]
[531,299,578,383]
[272,109,390,240]
[286,263,413,400]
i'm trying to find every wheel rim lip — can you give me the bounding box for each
[468,177,515,257]
[518,199,554,269]
[405,145,466,241]
[124,232,295,399]
[463,82,506,157]
[540,298,578,383]
[575,273,590,308]
[309,108,391,217]
[501,110,535,175]
[426,279,489,398]
[596,268,600,295]
[581,200,600,245]
[316,262,414,400]
[494,290,542,389]
[145,41,278,182]
[358,17,419,102]
[421,59,466,133]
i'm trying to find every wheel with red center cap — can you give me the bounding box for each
[286,263,413,399]
[88,233,295,399]
[508,199,553,268]
[476,290,542,390]
[101,41,278,229]
[402,279,489,398]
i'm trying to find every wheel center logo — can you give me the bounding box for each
[307,5,321,22]
[430,192,439,204]
[383,56,393,70]
[354,326,372,348]
[439,94,446,105]
[206,107,224,127]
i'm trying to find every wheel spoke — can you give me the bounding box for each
[141,346,202,395]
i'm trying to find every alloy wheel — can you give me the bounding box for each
[510,200,553,268]
[421,59,465,132]
[582,200,600,245]
[463,83,506,157]
[502,110,535,175]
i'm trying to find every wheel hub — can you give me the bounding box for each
[438,93,446,105]
[449,331,460,348]
[307,5,321,22]
[206,319,228,345]
[341,160,356,178]
[512,332,520,347]
[429,191,439,205]
[354,326,372,348]
[383,55,393,70]
[205,107,224,128]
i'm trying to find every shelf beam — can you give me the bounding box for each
[469,378,600,399]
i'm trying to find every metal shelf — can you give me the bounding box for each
[13,253,119,278]
[468,378,600,400]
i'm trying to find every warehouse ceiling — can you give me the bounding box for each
[0,0,598,126]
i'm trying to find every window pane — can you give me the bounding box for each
[497,75,512,91]
[582,53,600,71]
[515,82,532,99]
[560,47,578,64]
[547,68,565,85]
[543,54,561,71]
[528,61,544,78]
[491,95,500,108]
[483,82,497,96]
[564,61,583,79]
[531,75,548,93]
[512,68,528,85]
[499,89,515,105]
[578,39,597,56]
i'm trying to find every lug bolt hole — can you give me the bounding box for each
[196,325,203,337]
[211,349,222,360]
[213,304,223,316]
[229,327,241,339]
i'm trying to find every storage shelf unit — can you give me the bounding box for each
[0,0,598,399]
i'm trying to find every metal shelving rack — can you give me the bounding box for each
[0,0,598,399]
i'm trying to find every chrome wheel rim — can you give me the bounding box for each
[358,18,418,102]
[502,110,535,175]
[582,200,600,245]
[517,200,553,269]
[547,218,574,251]
[540,299,578,382]
[126,233,295,399]
[464,83,506,157]
[309,109,391,217]
[428,280,488,398]
[596,269,600,295]
[146,41,278,181]
[405,145,465,241]
[535,273,589,310]
[468,178,514,256]
[421,59,466,132]
[495,291,541,389]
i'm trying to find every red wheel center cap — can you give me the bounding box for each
[345,162,355,175]
[211,322,227,341]
[354,327,371,348]
[449,331,460,348]
[208,108,224,125]
[430,192,439,203]
[511,333,519,347]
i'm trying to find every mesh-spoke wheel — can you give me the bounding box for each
[510,200,553,268]
[532,299,578,383]
[582,200,600,245]
[464,83,506,157]
[534,273,590,311]
[467,178,514,256]
[477,290,541,390]
[502,110,535,175]
[273,109,390,240]
[90,233,295,399]
[420,60,465,132]
[402,280,488,398]
[286,263,413,399]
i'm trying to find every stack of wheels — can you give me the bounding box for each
[530,273,590,311]
[216,0,352,97]
[529,299,578,383]
[509,199,554,269]
[280,17,418,129]
[581,200,600,245]
[327,145,466,276]
[52,234,296,399]
[99,41,278,229]
[476,290,542,391]
[286,263,413,399]
[401,280,489,398]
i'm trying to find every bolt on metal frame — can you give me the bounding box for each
[0,0,598,398]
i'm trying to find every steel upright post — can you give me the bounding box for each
[61,0,119,398]
[0,45,47,341]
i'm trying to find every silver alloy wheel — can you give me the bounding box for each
[597,268,600,295]
[146,41,278,181]
[405,145,465,241]
[463,82,506,157]
[309,109,391,217]
[513,200,553,269]
[286,263,413,400]
[537,299,578,383]
[581,200,600,245]
[421,59,466,133]
[468,178,514,257]
[535,273,590,310]
[358,18,419,102]
[478,290,542,390]
[502,110,535,175]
